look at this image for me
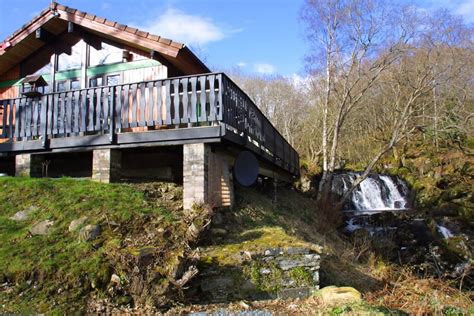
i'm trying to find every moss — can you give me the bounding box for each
[243,261,283,293]
[204,226,314,266]
[0,177,184,313]
[289,267,313,287]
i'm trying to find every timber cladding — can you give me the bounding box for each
[0,66,20,100]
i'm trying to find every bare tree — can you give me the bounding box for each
[301,0,414,207]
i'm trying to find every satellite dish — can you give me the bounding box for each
[234,151,259,187]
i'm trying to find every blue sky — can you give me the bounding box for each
[0,0,472,77]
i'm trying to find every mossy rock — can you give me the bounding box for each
[315,286,362,306]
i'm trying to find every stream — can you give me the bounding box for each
[332,172,472,287]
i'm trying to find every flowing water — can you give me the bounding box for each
[332,172,410,213]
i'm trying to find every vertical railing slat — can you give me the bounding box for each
[208,74,216,122]
[8,100,14,141]
[40,95,48,145]
[14,99,20,139]
[87,89,94,132]
[180,78,189,124]
[189,77,197,123]
[2,100,7,138]
[80,90,87,132]
[122,85,130,129]
[146,82,154,126]
[66,91,73,134]
[155,81,163,125]
[95,88,102,131]
[164,80,171,125]
[139,83,146,127]
[116,85,123,130]
[103,87,110,132]
[217,74,223,121]
[172,79,180,125]
[130,84,138,127]
[199,76,207,122]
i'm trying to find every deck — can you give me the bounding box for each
[0,73,299,176]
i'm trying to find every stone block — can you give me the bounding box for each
[278,287,312,299]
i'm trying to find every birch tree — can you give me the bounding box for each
[301,0,413,207]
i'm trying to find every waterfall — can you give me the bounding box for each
[334,172,410,213]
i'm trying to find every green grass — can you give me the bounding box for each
[0,177,177,313]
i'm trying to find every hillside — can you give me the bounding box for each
[0,177,472,314]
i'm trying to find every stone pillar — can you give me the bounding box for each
[15,154,31,177]
[183,144,234,210]
[92,149,122,183]
[183,143,209,210]
[208,151,234,208]
[15,154,44,177]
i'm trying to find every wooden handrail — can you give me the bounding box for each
[0,72,299,175]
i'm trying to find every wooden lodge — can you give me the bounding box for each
[0,2,299,209]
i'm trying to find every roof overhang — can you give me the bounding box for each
[0,2,210,77]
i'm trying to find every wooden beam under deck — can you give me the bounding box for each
[0,126,223,154]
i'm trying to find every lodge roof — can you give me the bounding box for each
[0,2,210,76]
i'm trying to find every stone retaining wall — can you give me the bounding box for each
[197,247,320,302]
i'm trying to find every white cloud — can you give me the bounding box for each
[134,8,226,46]
[422,0,474,22]
[254,63,276,74]
[455,0,474,22]
[237,62,247,68]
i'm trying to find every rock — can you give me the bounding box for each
[264,248,283,256]
[68,216,88,232]
[316,286,362,305]
[287,247,310,255]
[79,224,101,241]
[10,206,38,221]
[110,274,121,286]
[30,220,54,235]
[200,276,235,292]
[277,254,320,270]
[278,287,312,299]
[210,228,228,236]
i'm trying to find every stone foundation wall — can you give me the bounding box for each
[92,149,122,183]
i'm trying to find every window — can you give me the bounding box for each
[107,74,121,86]
[89,77,103,88]
[56,79,81,92]
[57,40,84,72]
[71,80,80,90]
[57,81,67,92]
[89,42,123,67]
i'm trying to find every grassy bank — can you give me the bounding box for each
[0,177,187,314]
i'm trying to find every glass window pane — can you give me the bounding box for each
[89,43,123,67]
[107,75,120,86]
[34,63,52,76]
[71,80,80,90]
[58,40,84,72]
[89,77,103,87]
[57,81,67,92]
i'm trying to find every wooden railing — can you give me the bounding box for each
[0,73,299,175]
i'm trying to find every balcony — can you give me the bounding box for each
[0,73,299,176]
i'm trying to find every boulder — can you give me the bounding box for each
[68,216,88,232]
[316,286,362,305]
[30,220,54,236]
[10,206,38,221]
[79,224,101,241]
